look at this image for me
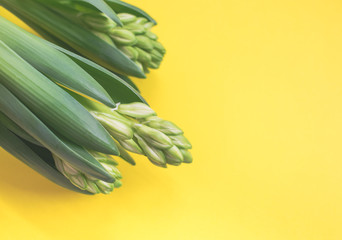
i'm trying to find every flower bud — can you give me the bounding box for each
[114,180,123,188]
[136,47,152,64]
[145,118,183,135]
[143,22,154,30]
[136,36,154,51]
[124,23,146,35]
[118,139,143,154]
[118,13,137,24]
[110,29,137,45]
[70,175,87,189]
[153,41,166,54]
[149,61,161,69]
[117,102,156,118]
[94,113,134,140]
[180,149,193,163]
[81,12,116,32]
[134,124,173,149]
[150,49,163,62]
[91,31,116,46]
[145,31,158,40]
[119,46,139,60]
[169,135,192,149]
[85,181,101,194]
[164,146,183,165]
[96,181,114,194]
[135,134,166,165]
[134,17,148,25]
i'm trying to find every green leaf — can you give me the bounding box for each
[0,123,92,194]
[0,112,42,147]
[0,16,115,108]
[1,0,146,78]
[49,42,147,104]
[0,40,118,155]
[105,0,157,25]
[0,84,115,183]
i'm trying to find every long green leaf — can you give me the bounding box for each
[49,42,147,104]
[39,0,123,26]
[106,0,157,24]
[0,112,42,147]
[0,16,115,108]
[0,123,92,194]
[1,0,145,78]
[0,84,114,183]
[0,40,118,155]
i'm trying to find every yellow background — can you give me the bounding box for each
[1,0,342,239]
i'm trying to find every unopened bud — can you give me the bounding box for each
[145,31,158,40]
[94,113,134,140]
[150,49,163,62]
[169,135,192,149]
[135,134,166,165]
[124,23,146,35]
[180,149,192,163]
[164,146,183,165]
[96,181,114,194]
[143,22,154,30]
[144,118,183,135]
[153,41,166,54]
[117,102,156,118]
[134,17,148,25]
[136,47,152,64]
[110,29,137,45]
[136,35,154,51]
[118,13,137,24]
[91,31,116,46]
[119,46,139,60]
[118,139,143,154]
[135,124,173,149]
[149,61,161,69]
[81,12,116,32]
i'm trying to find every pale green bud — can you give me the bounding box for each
[96,181,114,194]
[114,180,123,188]
[70,175,87,189]
[144,117,183,135]
[136,36,154,51]
[85,181,101,194]
[124,23,146,35]
[169,135,192,149]
[119,46,139,60]
[145,31,158,40]
[164,146,183,165]
[134,17,148,25]
[143,22,154,30]
[134,61,144,72]
[180,149,192,163]
[118,139,143,154]
[81,12,116,32]
[93,113,134,140]
[134,124,173,149]
[135,134,166,165]
[118,13,137,24]
[153,41,166,54]
[149,61,161,69]
[150,49,163,62]
[136,47,152,64]
[91,31,116,47]
[117,102,156,118]
[110,29,137,45]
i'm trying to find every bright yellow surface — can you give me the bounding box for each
[1,0,342,239]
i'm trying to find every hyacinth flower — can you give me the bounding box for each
[0,0,166,81]
[0,16,191,194]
